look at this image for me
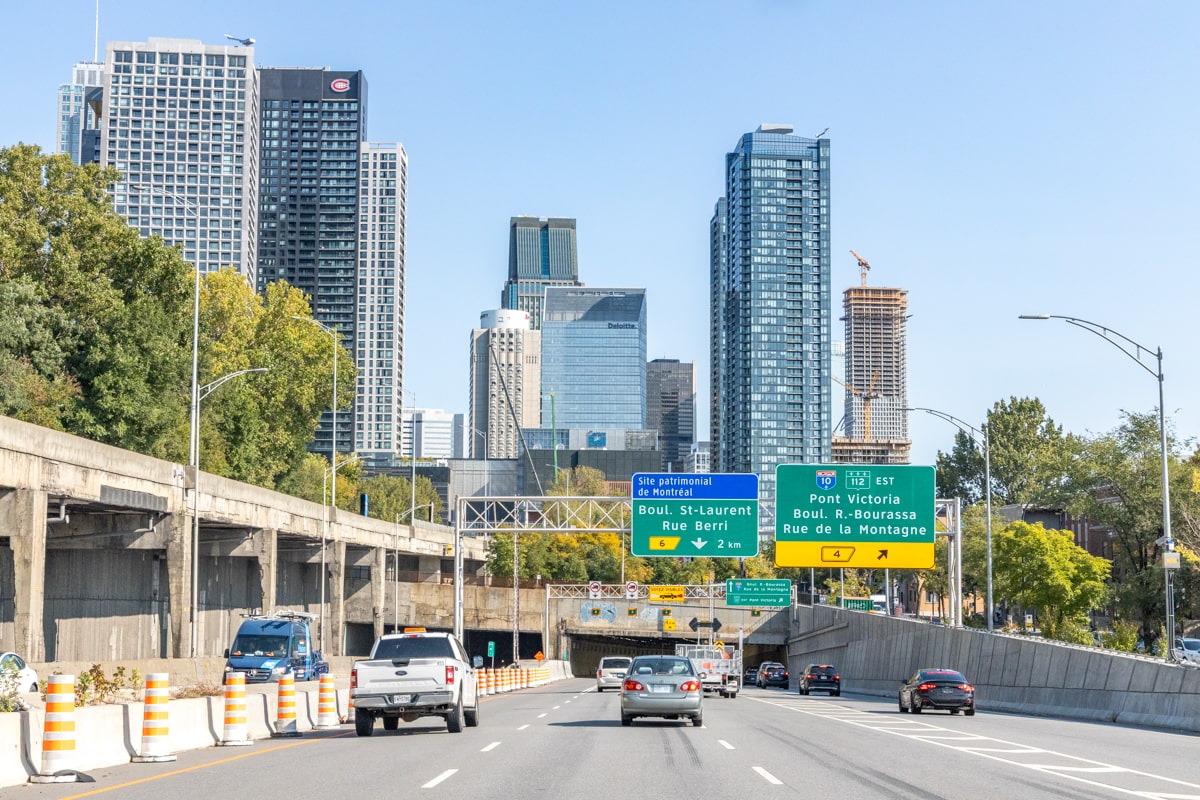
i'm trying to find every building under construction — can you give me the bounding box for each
[832,253,911,464]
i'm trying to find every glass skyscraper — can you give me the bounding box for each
[501,216,581,330]
[540,287,647,430]
[713,124,831,500]
[647,359,696,473]
[57,61,104,165]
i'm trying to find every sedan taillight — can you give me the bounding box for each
[679,680,701,692]
[624,679,644,692]
[916,682,937,692]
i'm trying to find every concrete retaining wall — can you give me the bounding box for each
[789,604,1200,731]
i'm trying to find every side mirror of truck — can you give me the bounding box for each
[224,648,230,659]
[473,656,483,668]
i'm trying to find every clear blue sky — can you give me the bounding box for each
[4,1,1197,466]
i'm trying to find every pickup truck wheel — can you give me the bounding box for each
[446,697,465,733]
[465,698,480,728]
[355,709,375,737]
[383,716,399,731]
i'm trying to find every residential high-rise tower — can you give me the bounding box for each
[57,61,104,164]
[103,38,260,285]
[713,125,831,500]
[469,309,541,459]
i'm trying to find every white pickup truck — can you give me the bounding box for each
[350,629,480,736]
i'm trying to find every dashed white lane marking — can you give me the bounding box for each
[423,769,457,788]
[553,705,561,709]
[537,713,548,718]
[718,740,735,750]
[749,695,1200,799]
[753,766,783,785]
[481,742,501,752]
[517,724,530,730]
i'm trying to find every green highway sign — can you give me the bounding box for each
[725,578,791,607]
[774,464,936,569]
[487,641,495,657]
[631,473,760,557]
[843,598,872,611]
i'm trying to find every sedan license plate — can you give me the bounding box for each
[391,694,412,704]
[650,685,673,694]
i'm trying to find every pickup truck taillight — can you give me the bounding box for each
[351,667,358,689]
[446,665,456,684]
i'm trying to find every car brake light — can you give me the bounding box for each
[624,679,644,692]
[680,680,701,692]
[959,684,974,692]
[806,673,815,679]
[446,665,456,684]
[917,682,937,692]
[351,668,358,689]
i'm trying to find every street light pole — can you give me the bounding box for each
[1020,313,1175,656]
[907,406,994,631]
[190,367,267,655]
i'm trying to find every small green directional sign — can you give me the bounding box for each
[725,578,792,607]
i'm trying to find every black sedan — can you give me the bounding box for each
[898,668,975,715]
[798,664,840,696]
[756,662,789,689]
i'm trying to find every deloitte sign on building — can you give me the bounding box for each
[774,465,935,568]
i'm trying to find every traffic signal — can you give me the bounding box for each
[591,607,601,617]
[751,608,762,617]
[662,608,672,617]
[628,608,637,616]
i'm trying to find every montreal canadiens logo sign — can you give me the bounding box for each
[331,78,350,92]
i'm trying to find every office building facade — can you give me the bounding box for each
[540,287,647,431]
[714,124,831,500]
[469,309,541,460]
[501,216,582,330]
[103,38,260,285]
[647,358,696,473]
[57,61,104,164]
[402,408,458,460]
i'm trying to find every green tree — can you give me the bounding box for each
[200,270,357,489]
[935,396,1079,506]
[992,520,1110,640]
[1064,411,1199,650]
[0,144,193,454]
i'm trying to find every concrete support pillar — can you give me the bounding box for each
[164,508,193,658]
[373,545,387,640]
[2,489,47,661]
[329,541,346,657]
[417,555,442,583]
[256,528,278,612]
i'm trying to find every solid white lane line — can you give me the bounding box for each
[753,766,783,785]
[517,724,530,730]
[423,769,458,788]
[481,742,501,752]
[718,740,735,750]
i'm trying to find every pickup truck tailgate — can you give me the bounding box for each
[354,658,451,694]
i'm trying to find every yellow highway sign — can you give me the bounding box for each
[648,536,682,551]
[648,585,686,603]
[663,618,677,631]
[775,541,933,569]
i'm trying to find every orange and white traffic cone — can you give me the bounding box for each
[30,674,77,784]
[132,673,176,762]
[271,674,300,737]
[219,672,253,746]
[314,674,339,729]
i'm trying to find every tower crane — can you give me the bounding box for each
[831,370,880,440]
[849,249,870,286]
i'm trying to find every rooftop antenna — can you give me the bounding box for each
[94,0,100,61]
[224,34,255,46]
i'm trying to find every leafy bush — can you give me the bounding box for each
[0,663,26,712]
[1099,619,1140,652]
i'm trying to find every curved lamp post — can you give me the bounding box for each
[907,406,994,631]
[191,367,268,656]
[1020,313,1175,657]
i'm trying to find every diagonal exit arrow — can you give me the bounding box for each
[877,550,889,560]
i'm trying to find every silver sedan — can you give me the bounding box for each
[619,655,703,727]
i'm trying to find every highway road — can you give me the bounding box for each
[14,680,1200,800]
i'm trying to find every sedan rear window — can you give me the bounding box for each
[920,670,966,682]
